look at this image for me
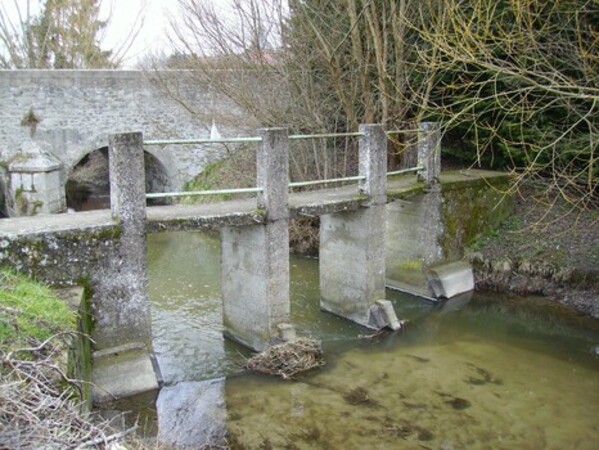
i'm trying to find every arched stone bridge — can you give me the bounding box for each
[0,70,251,194]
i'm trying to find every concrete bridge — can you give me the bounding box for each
[0,123,511,404]
[0,69,252,208]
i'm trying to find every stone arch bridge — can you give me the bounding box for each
[0,69,252,209]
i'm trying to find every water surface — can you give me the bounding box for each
[147,231,599,449]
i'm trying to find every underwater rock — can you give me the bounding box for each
[406,354,430,363]
[436,391,472,410]
[445,397,471,410]
[343,387,379,407]
[465,364,503,385]
[156,378,227,448]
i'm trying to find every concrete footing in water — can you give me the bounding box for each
[426,261,475,299]
[89,133,159,405]
[91,342,160,405]
[221,128,291,351]
[319,125,401,330]
[369,300,403,330]
[157,378,227,448]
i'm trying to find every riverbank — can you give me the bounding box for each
[467,184,599,319]
[0,269,138,449]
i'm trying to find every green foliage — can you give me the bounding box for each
[0,269,75,350]
[417,0,598,189]
[468,216,523,251]
[182,145,257,204]
[29,0,114,69]
[1,0,116,69]
[20,107,42,137]
[182,158,233,203]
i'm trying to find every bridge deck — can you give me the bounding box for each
[0,170,507,237]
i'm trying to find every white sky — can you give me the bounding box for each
[3,0,236,68]
[100,0,175,67]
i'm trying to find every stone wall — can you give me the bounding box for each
[0,225,119,286]
[0,70,252,190]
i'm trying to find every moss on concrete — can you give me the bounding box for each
[439,175,513,261]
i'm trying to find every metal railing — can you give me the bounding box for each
[146,187,263,199]
[143,129,424,200]
[144,136,262,146]
[386,166,424,176]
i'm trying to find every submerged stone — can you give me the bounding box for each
[156,378,227,448]
[445,397,472,410]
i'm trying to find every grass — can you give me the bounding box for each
[468,216,523,252]
[0,268,75,350]
[181,144,256,204]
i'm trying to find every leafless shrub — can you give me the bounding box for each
[0,334,136,450]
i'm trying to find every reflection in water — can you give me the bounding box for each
[147,232,599,448]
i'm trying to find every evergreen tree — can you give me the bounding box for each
[1,0,116,69]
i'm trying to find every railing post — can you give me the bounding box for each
[221,128,291,350]
[257,128,289,220]
[109,132,147,225]
[87,132,157,405]
[417,122,441,187]
[359,123,388,204]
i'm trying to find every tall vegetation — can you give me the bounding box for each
[413,0,598,206]
[165,0,597,206]
[0,0,140,68]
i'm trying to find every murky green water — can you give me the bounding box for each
[147,232,599,449]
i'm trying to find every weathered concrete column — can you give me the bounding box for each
[94,131,151,349]
[91,132,157,405]
[320,124,393,328]
[221,128,290,351]
[417,122,441,187]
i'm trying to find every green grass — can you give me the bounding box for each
[0,268,75,350]
[181,144,257,204]
[468,216,523,251]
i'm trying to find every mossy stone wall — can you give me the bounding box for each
[0,226,120,286]
[439,175,513,260]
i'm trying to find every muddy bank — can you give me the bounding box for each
[466,185,599,319]
[468,252,599,319]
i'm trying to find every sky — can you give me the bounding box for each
[3,0,237,68]
[100,0,175,67]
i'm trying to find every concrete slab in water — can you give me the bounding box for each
[427,261,474,299]
[91,343,159,405]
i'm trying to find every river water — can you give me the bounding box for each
[146,231,599,449]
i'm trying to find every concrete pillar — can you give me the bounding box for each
[417,122,441,187]
[385,191,445,298]
[320,124,390,328]
[387,122,443,298]
[221,128,290,351]
[7,139,65,216]
[90,132,157,405]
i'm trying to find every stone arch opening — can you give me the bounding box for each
[66,147,172,211]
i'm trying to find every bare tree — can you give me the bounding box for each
[408,0,598,208]
[158,0,428,181]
